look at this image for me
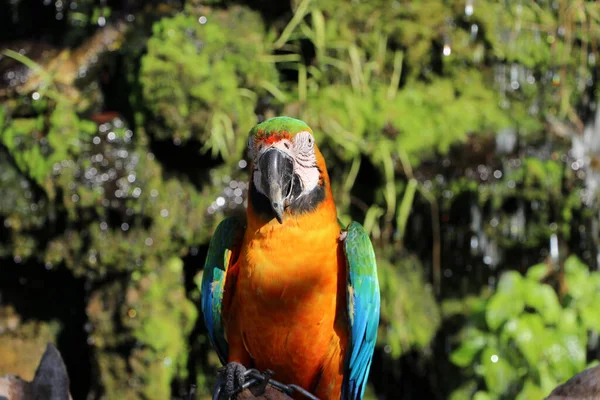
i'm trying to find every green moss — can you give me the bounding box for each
[138,6,279,161]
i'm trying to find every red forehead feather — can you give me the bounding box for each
[257,131,293,145]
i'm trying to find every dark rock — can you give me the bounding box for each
[546,365,600,400]
[0,343,71,400]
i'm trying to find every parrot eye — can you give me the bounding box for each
[293,131,315,153]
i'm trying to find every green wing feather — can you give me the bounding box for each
[200,216,245,365]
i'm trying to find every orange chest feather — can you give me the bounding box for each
[225,218,348,393]
[236,213,342,306]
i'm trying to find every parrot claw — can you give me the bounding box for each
[339,231,347,241]
[214,361,247,399]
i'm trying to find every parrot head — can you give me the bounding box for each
[246,116,328,224]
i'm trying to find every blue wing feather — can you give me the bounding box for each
[342,221,381,400]
[200,216,245,365]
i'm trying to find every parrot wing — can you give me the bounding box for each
[342,221,381,400]
[200,216,245,365]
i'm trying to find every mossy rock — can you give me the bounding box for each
[1,111,225,277]
[0,306,61,381]
[0,24,125,114]
[0,102,97,200]
[87,258,196,399]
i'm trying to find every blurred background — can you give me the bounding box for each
[0,0,599,399]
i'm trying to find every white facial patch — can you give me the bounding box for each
[291,131,319,195]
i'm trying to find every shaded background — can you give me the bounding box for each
[1,0,600,399]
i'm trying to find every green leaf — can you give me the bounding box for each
[496,271,524,295]
[486,292,524,331]
[523,281,561,324]
[565,255,588,276]
[557,309,579,334]
[538,363,559,395]
[451,332,487,367]
[565,274,591,300]
[449,381,477,400]
[479,347,517,395]
[564,256,593,300]
[526,263,549,281]
[587,360,600,369]
[516,379,546,400]
[510,314,546,366]
[442,298,466,318]
[485,272,527,332]
[544,331,572,379]
[465,293,491,315]
[558,332,586,372]
[579,300,600,331]
[473,392,495,400]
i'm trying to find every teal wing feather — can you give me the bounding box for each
[341,221,381,400]
[200,216,245,365]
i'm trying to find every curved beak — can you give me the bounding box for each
[257,148,294,223]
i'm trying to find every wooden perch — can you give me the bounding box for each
[214,368,317,400]
[546,365,600,399]
[235,384,294,400]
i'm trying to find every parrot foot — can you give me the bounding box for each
[339,231,347,241]
[214,361,247,399]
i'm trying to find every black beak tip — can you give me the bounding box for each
[272,203,284,224]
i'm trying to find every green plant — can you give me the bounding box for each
[445,256,600,399]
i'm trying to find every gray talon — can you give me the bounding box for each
[216,362,247,399]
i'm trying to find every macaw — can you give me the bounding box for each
[201,117,380,400]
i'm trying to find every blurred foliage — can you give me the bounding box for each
[438,153,589,254]
[377,255,440,359]
[0,0,599,399]
[445,256,600,399]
